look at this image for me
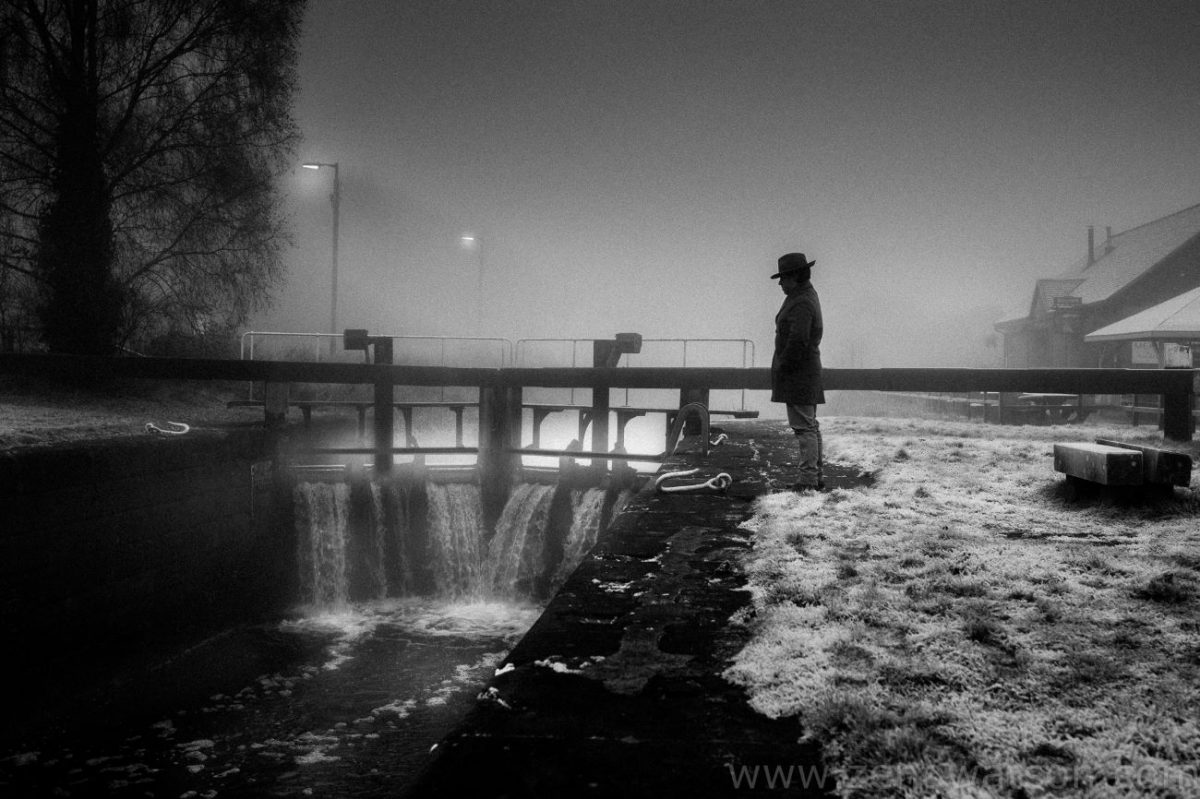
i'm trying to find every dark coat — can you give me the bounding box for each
[771,281,825,405]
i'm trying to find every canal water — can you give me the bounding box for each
[1,481,625,798]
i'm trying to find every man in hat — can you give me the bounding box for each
[770,252,824,491]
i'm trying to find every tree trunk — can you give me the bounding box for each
[35,0,122,355]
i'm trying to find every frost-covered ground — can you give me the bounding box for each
[0,377,257,448]
[726,416,1200,799]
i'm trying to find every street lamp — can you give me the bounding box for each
[460,233,483,336]
[303,162,340,356]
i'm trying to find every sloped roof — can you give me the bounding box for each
[1055,202,1200,305]
[996,202,1200,332]
[1084,285,1200,342]
[1031,278,1085,316]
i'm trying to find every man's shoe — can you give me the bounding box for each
[792,483,820,493]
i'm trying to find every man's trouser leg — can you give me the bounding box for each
[786,403,822,488]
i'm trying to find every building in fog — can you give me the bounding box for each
[995,202,1200,368]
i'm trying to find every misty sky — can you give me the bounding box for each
[255,0,1200,368]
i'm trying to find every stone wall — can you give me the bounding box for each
[0,428,292,682]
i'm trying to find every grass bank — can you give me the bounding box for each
[726,417,1200,798]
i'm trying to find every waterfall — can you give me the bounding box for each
[425,483,486,597]
[369,481,411,596]
[292,477,628,608]
[295,481,351,609]
[485,483,557,597]
[552,488,607,586]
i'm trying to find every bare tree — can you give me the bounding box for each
[0,0,304,355]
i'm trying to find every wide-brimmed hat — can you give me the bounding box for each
[771,252,816,279]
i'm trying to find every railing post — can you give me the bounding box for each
[591,383,609,474]
[479,381,522,526]
[1162,375,1195,442]
[678,387,709,435]
[264,381,289,429]
[372,337,394,473]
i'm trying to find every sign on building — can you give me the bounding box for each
[1163,343,1193,368]
[1131,341,1158,365]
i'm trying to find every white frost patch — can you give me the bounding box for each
[533,657,585,674]
[4,751,39,767]
[370,698,417,719]
[591,579,636,593]
[294,749,340,765]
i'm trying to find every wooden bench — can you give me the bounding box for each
[1053,440,1192,496]
[1094,439,1192,487]
[1053,443,1143,486]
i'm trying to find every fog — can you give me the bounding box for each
[251,0,1200,370]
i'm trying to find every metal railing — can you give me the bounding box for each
[240,331,515,365]
[3,354,1195,444]
[514,337,756,408]
[239,331,516,399]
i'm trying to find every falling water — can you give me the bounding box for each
[369,480,411,595]
[294,481,350,609]
[425,482,486,597]
[485,483,557,597]
[293,478,628,607]
[553,487,607,586]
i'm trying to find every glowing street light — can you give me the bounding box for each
[303,162,340,355]
[461,233,484,335]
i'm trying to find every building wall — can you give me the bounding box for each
[0,429,292,682]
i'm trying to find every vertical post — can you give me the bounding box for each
[478,381,522,527]
[1163,387,1194,442]
[679,387,709,435]
[373,337,394,473]
[591,382,609,474]
[329,165,341,357]
[264,381,289,429]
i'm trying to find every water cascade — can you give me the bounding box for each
[553,488,609,586]
[294,481,350,608]
[425,483,486,597]
[293,477,621,609]
[485,483,557,598]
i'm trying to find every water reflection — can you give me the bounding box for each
[1,599,541,798]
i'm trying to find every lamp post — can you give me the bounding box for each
[303,162,340,356]
[460,233,483,336]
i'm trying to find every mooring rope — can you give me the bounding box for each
[655,468,733,493]
[145,421,190,435]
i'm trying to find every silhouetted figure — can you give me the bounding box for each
[770,252,825,490]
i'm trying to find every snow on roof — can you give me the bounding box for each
[1084,284,1200,342]
[1056,202,1200,305]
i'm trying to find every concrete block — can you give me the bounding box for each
[1053,443,1143,486]
[1094,439,1193,487]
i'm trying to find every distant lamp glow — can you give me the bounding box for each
[302,161,341,355]
[460,233,484,334]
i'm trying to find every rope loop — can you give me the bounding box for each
[146,421,190,435]
[655,468,733,493]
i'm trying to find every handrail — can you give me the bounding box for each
[514,336,757,408]
[2,354,1196,393]
[239,331,515,365]
[1,354,1195,440]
